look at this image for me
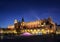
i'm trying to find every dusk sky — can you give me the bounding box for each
[0,0,60,28]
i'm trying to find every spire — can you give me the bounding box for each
[14,19,18,24]
[21,17,24,22]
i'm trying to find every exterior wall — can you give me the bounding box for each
[0,29,3,33]
[20,20,44,28]
[20,29,54,35]
[8,25,14,29]
[0,29,17,34]
[56,25,60,34]
[14,22,21,28]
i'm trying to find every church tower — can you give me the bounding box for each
[14,19,18,28]
[14,19,18,24]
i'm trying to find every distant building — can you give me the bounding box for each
[56,25,60,34]
[56,25,60,31]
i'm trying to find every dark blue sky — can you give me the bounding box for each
[0,0,60,28]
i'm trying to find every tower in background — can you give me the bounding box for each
[21,17,24,22]
[14,19,18,24]
[14,19,19,28]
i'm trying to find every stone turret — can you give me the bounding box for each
[14,19,18,24]
[14,19,18,28]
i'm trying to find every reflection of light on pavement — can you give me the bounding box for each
[38,32,42,35]
[1,36,3,39]
[20,32,32,36]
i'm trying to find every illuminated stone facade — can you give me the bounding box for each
[1,17,56,35]
[8,25,14,29]
[13,17,56,35]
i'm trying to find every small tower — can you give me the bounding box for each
[20,17,25,29]
[14,19,18,24]
[21,17,24,22]
[14,19,18,28]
